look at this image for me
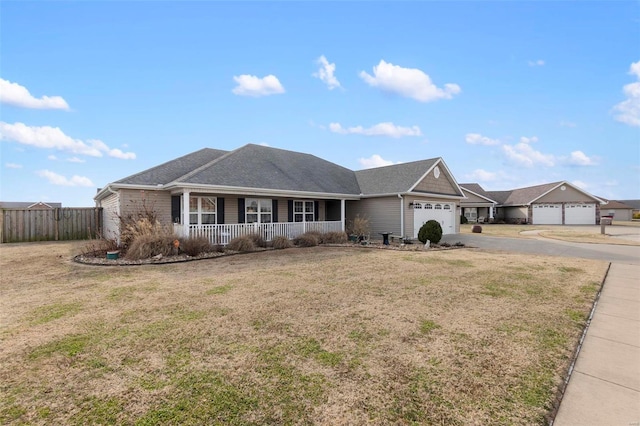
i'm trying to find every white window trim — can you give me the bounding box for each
[189,196,217,225]
[246,198,272,224]
[293,200,315,223]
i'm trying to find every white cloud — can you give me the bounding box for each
[502,137,555,167]
[359,60,460,102]
[613,60,640,127]
[528,59,545,67]
[519,136,539,144]
[0,78,70,110]
[464,169,499,182]
[313,55,341,90]
[358,154,400,169]
[67,157,85,163]
[0,122,136,159]
[48,155,58,161]
[5,162,22,169]
[566,150,597,166]
[465,133,500,146]
[232,74,285,97]
[329,122,422,138]
[36,170,94,187]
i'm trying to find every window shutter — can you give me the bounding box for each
[238,198,245,223]
[171,196,181,223]
[272,199,278,222]
[314,201,319,221]
[288,200,293,222]
[217,197,225,224]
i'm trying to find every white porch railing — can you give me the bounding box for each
[174,221,343,246]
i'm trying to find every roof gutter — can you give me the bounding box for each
[165,182,360,200]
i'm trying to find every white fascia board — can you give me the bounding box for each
[166,183,360,200]
[405,191,466,200]
[94,183,166,202]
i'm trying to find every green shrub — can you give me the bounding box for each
[460,215,468,225]
[247,233,267,248]
[272,235,293,249]
[180,236,213,256]
[226,236,256,252]
[322,231,348,244]
[418,220,443,244]
[294,233,319,247]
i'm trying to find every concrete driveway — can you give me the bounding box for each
[441,226,640,264]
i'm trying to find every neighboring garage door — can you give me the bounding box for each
[565,203,596,225]
[413,201,456,236]
[532,204,562,224]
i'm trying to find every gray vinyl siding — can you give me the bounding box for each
[604,208,632,221]
[413,167,458,195]
[120,189,172,226]
[504,206,528,221]
[537,186,594,203]
[99,192,120,240]
[219,196,326,224]
[346,196,401,239]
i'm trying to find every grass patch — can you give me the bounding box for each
[296,337,344,367]
[27,302,82,325]
[0,243,607,425]
[206,284,233,295]
[29,334,92,359]
[420,319,440,334]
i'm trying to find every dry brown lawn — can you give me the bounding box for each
[0,241,607,425]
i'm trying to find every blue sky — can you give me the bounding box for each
[1,1,639,206]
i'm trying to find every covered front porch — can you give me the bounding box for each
[174,220,343,246]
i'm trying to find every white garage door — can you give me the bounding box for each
[532,204,562,224]
[565,203,595,225]
[413,201,456,237]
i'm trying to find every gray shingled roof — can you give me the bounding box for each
[178,144,361,195]
[603,200,635,209]
[354,159,439,195]
[459,183,497,202]
[499,182,562,205]
[116,148,228,185]
[617,199,640,209]
[0,201,62,209]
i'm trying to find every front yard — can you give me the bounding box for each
[0,242,607,425]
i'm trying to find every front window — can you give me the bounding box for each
[190,196,217,225]
[294,200,314,223]
[246,198,272,224]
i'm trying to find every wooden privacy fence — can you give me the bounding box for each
[1,208,103,243]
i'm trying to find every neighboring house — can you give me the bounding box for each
[0,201,62,209]
[600,200,635,221]
[618,200,640,218]
[94,144,466,244]
[460,181,606,225]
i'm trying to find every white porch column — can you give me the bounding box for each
[182,190,190,238]
[340,199,346,231]
[489,204,494,219]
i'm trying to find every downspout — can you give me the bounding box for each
[398,194,404,237]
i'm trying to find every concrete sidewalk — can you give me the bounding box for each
[553,262,640,425]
